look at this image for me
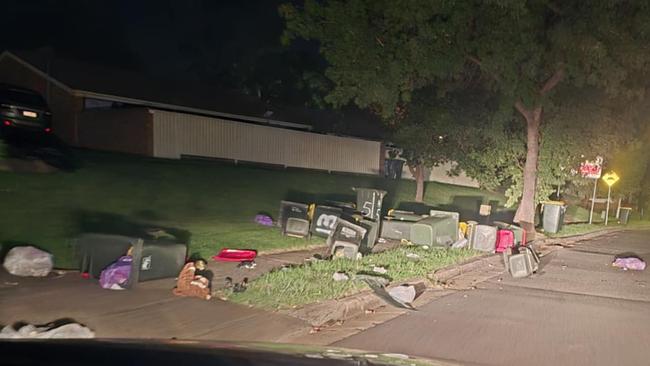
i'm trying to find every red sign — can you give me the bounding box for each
[580,161,602,179]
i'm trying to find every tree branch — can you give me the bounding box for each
[540,67,565,95]
[514,100,531,119]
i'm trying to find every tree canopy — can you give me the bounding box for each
[282,0,650,231]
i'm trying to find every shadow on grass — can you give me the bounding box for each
[71,210,191,244]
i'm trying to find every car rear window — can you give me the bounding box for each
[0,88,47,108]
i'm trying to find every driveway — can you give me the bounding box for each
[335,230,650,366]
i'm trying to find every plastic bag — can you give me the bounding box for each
[3,246,53,277]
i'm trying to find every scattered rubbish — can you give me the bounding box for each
[406,253,421,261]
[361,276,425,310]
[237,260,257,269]
[81,272,90,279]
[224,276,248,293]
[388,285,417,305]
[233,278,248,293]
[3,246,53,277]
[332,272,350,281]
[172,259,213,300]
[356,274,390,287]
[254,214,274,226]
[612,257,646,271]
[3,282,19,286]
[212,248,257,262]
[400,239,412,245]
[422,245,430,250]
[372,266,388,274]
[0,321,94,339]
[451,238,468,249]
[377,238,387,244]
[507,246,540,278]
[100,249,133,290]
[364,309,375,315]
[561,265,567,270]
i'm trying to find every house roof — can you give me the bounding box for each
[0,49,385,138]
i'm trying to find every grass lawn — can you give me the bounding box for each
[0,150,504,268]
[229,246,482,310]
[545,219,650,238]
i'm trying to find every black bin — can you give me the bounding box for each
[310,205,343,238]
[77,233,187,288]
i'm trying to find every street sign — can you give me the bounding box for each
[580,160,602,179]
[602,172,620,187]
[601,171,620,226]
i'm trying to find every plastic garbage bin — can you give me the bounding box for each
[328,219,367,259]
[353,187,387,221]
[542,201,566,234]
[619,207,632,225]
[310,205,343,238]
[410,213,458,247]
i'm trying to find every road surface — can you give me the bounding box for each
[336,230,650,366]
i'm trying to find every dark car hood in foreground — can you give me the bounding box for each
[0,339,462,366]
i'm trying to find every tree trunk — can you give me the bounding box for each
[514,104,542,238]
[408,164,425,202]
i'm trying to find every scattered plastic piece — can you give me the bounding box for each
[3,246,53,277]
[237,260,257,269]
[406,253,421,261]
[332,272,350,281]
[99,255,132,290]
[212,248,257,262]
[451,238,468,249]
[254,214,274,226]
[0,322,94,339]
[372,266,388,274]
[612,257,646,271]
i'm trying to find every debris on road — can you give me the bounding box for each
[612,256,646,271]
[0,321,95,339]
[3,246,53,277]
[99,250,133,290]
[237,260,257,269]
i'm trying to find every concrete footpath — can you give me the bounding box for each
[0,240,399,340]
[334,230,650,366]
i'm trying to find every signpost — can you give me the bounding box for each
[581,157,603,224]
[601,172,620,226]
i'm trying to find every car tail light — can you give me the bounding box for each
[3,120,11,126]
[44,127,52,133]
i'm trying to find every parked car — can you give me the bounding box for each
[0,84,52,135]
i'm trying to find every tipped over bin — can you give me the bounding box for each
[542,201,566,234]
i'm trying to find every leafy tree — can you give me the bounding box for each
[282,0,650,235]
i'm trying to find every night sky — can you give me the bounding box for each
[2,0,321,105]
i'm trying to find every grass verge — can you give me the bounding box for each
[229,246,482,310]
[0,150,504,268]
[544,219,650,238]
